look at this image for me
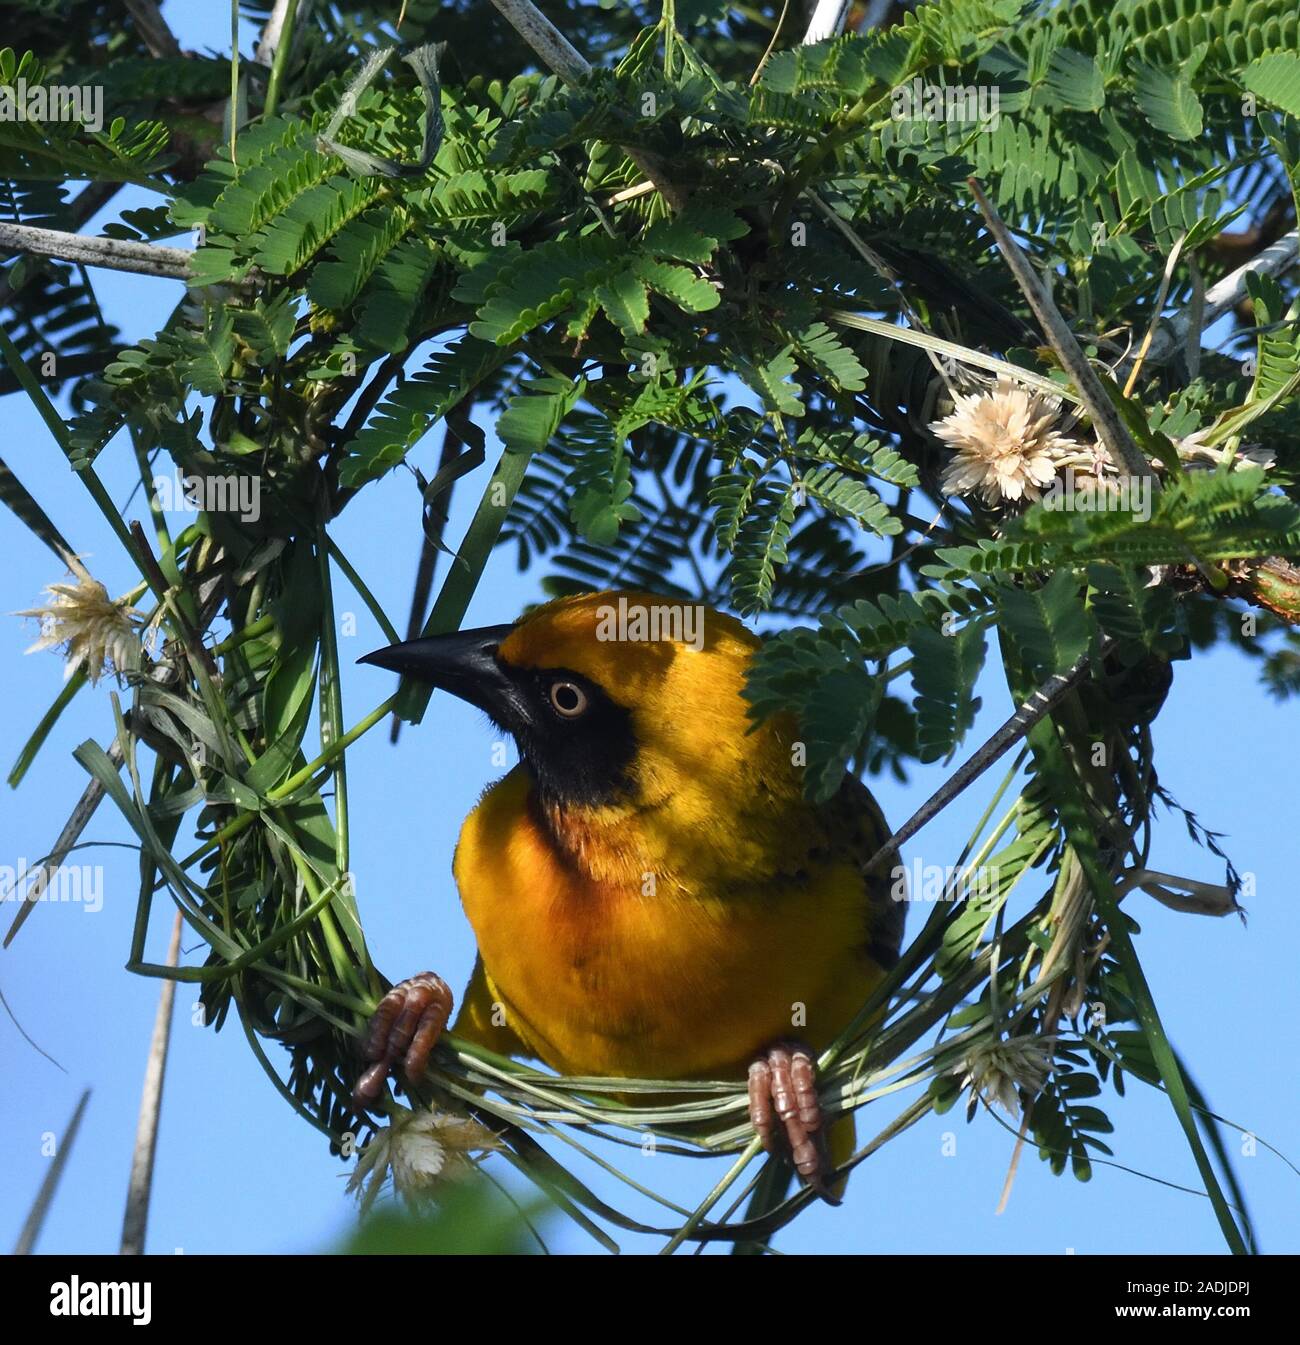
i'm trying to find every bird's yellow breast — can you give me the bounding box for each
[452,766,885,1079]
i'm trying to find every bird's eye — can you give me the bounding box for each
[549,680,588,718]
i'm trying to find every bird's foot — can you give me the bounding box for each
[747,1041,839,1205]
[352,971,453,1111]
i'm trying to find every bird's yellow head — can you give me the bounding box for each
[360,590,802,814]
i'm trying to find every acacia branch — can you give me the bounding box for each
[968,177,1156,484]
[120,910,182,1255]
[123,0,182,60]
[13,1090,92,1254]
[4,741,123,947]
[1140,229,1300,369]
[255,0,297,66]
[860,645,1107,878]
[486,0,687,209]
[488,0,590,83]
[0,181,123,311]
[0,221,191,281]
[970,185,1300,623]
[1225,556,1300,625]
[803,0,852,43]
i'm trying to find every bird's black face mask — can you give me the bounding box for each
[360,625,637,807]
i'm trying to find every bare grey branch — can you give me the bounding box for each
[0,221,191,281]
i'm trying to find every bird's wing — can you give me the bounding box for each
[822,773,906,971]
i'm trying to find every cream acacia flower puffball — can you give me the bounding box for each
[15,555,150,684]
[957,1035,1051,1119]
[932,378,1085,504]
[345,1105,501,1213]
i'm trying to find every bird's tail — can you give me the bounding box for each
[732,1111,854,1254]
[826,1109,856,1201]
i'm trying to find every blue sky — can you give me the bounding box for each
[2,3,1297,1256]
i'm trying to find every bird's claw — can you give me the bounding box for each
[353,971,453,1111]
[747,1042,839,1205]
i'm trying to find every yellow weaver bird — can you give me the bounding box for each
[355,590,903,1192]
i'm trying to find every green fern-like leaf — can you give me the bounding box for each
[354,235,441,352]
[709,465,761,551]
[1131,63,1204,140]
[339,336,508,486]
[1241,52,1300,119]
[461,236,618,345]
[565,421,643,545]
[633,256,721,313]
[308,205,413,311]
[734,347,804,417]
[729,483,796,613]
[252,175,382,277]
[594,268,650,336]
[1044,48,1105,113]
[997,570,1092,680]
[800,663,881,803]
[497,373,587,455]
[230,294,296,363]
[798,465,901,537]
[1087,562,1182,658]
[837,585,996,660]
[640,205,747,263]
[909,621,987,762]
[790,321,868,392]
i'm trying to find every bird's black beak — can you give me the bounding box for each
[358,623,524,723]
